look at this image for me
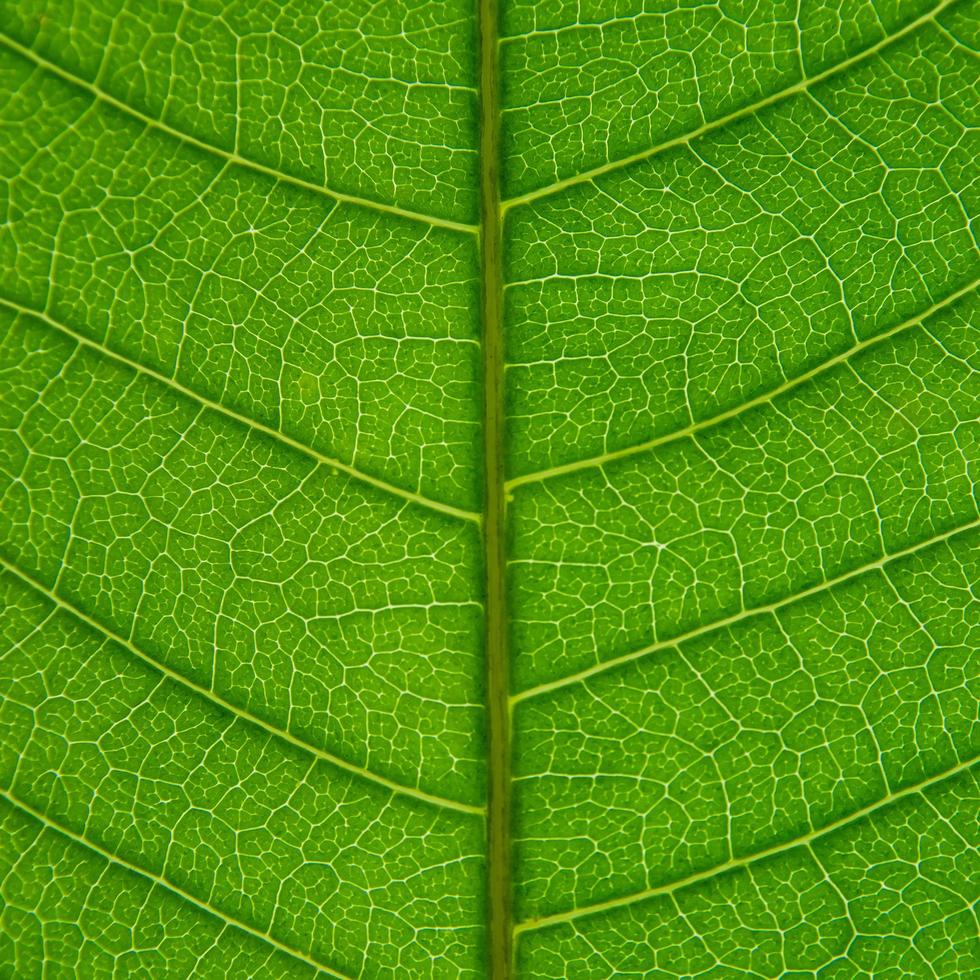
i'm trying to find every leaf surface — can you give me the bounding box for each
[0,0,978,977]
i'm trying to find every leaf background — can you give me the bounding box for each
[0,0,977,977]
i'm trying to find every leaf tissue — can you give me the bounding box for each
[0,0,978,977]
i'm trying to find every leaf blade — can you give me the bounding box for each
[1,0,978,976]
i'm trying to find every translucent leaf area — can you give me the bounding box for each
[0,0,977,977]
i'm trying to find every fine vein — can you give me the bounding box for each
[478,0,513,976]
[515,753,979,933]
[0,789,352,980]
[0,556,484,817]
[513,517,980,703]
[0,297,480,524]
[0,32,478,236]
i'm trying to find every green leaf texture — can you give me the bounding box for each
[0,0,978,977]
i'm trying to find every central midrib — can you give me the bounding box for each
[477,0,511,977]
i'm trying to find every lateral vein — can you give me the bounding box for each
[512,518,980,703]
[501,0,955,211]
[0,556,485,817]
[0,296,480,524]
[0,32,478,235]
[0,789,354,980]
[514,753,980,934]
[506,276,979,491]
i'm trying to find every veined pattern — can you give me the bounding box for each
[0,1,977,977]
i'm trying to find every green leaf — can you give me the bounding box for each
[0,0,977,977]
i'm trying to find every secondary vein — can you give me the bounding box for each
[506,276,979,491]
[0,31,478,236]
[513,517,980,703]
[0,556,485,817]
[0,297,480,524]
[514,752,979,933]
[0,789,354,980]
[501,0,955,211]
